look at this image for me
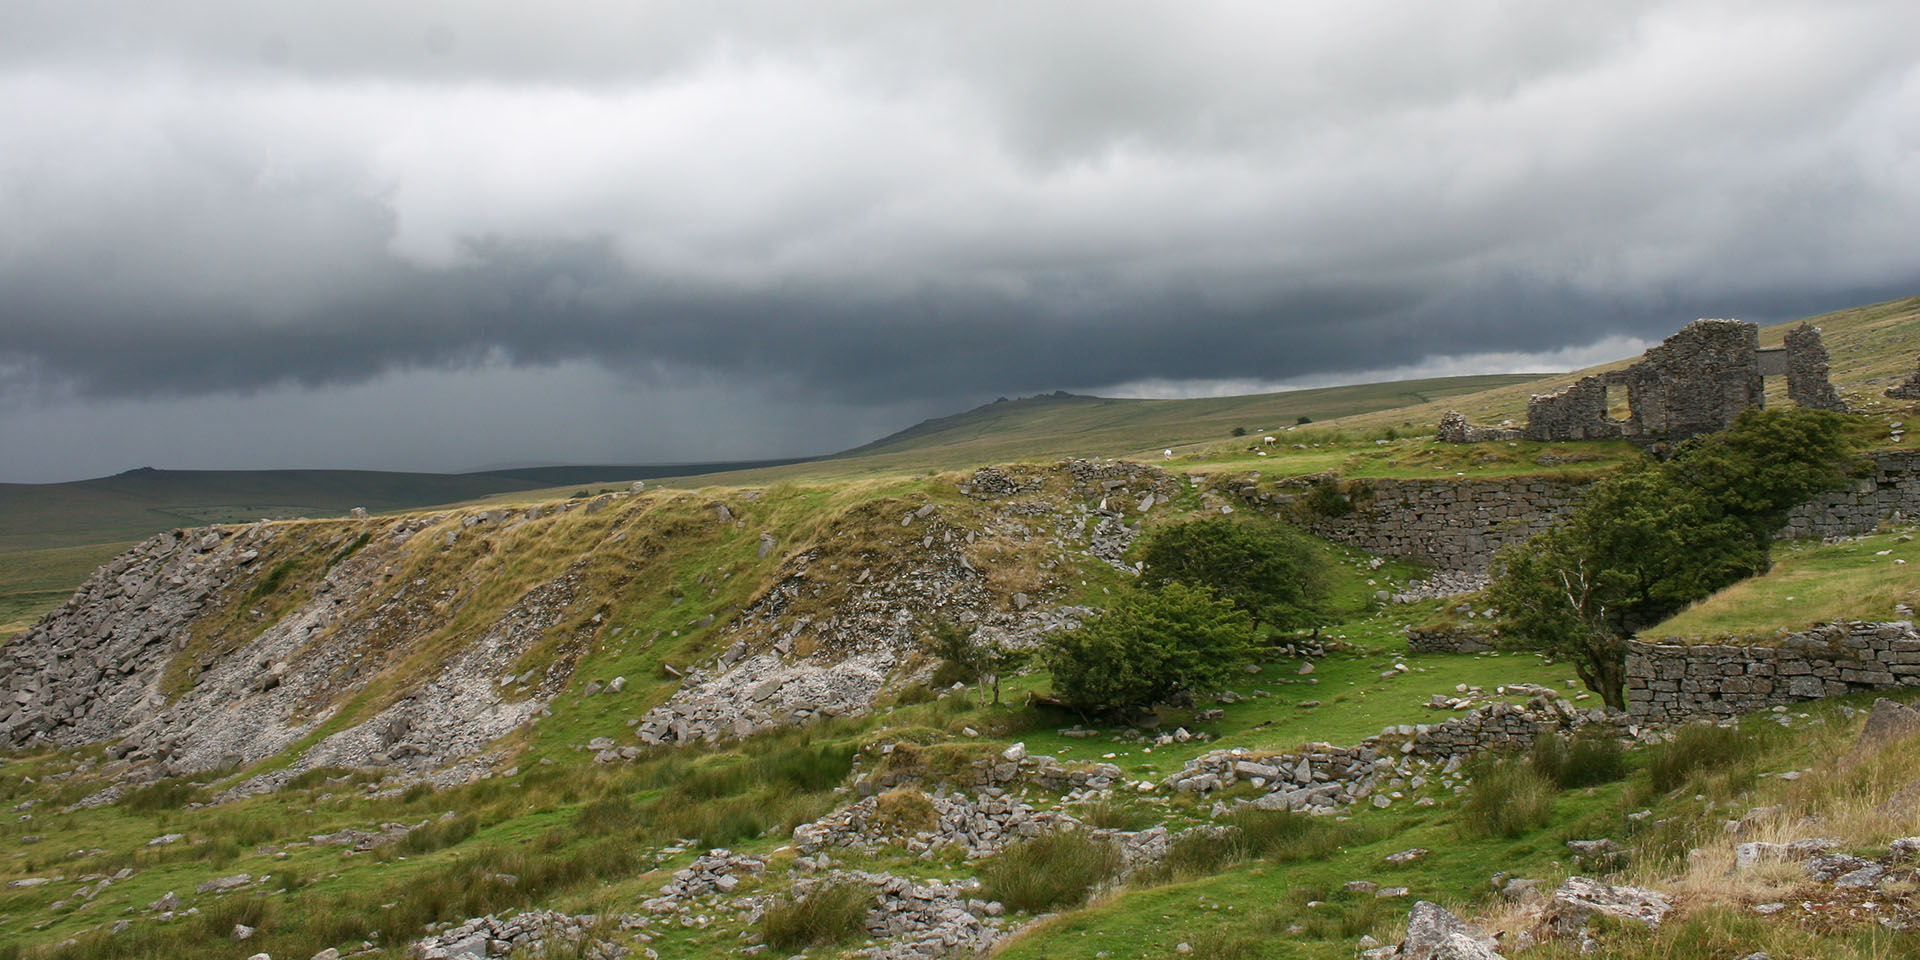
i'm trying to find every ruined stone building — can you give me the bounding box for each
[1440,318,1847,447]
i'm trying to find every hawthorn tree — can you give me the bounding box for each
[1135,517,1329,632]
[1043,582,1253,718]
[1488,407,1850,708]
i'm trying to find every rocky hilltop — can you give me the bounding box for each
[0,459,1174,803]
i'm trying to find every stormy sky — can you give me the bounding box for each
[3,2,1918,482]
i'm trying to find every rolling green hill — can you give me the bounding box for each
[653,374,1543,489]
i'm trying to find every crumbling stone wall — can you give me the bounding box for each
[1778,450,1920,538]
[1514,318,1848,445]
[1405,625,1494,654]
[1886,355,1920,401]
[1617,318,1764,442]
[1436,411,1522,443]
[1786,323,1849,412]
[1625,621,1920,723]
[1524,377,1621,442]
[1262,475,1589,572]
[1235,451,1918,573]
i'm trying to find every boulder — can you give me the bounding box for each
[1540,876,1671,935]
[1398,901,1504,960]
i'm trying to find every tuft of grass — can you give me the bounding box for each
[872,787,938,836]
[1528,729,1627,789]
[759,882,875,952]
[1459,755,1556,839]
[397,814,478,855]
[981,831,1124,913]
[247,558,302,601]
[1645,723,1765,796]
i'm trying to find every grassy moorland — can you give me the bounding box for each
[0,441,1911,960]
[1649,524,1920,639]
[0,295,1916,958]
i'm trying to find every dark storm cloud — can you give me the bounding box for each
[2,2,1919,479]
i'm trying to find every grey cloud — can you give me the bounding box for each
[2,2,1919,480]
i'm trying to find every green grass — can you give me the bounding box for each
[759,882,875,952]
[1650,526,1920,637]
[980,831,1125,913]
[0,540,133,634]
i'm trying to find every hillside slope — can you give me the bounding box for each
[0,463,1915,960]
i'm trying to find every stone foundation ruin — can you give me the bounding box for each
[1887,355,1920,402]
[1440,319,1847,447]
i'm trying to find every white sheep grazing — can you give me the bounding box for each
[1262,435,1276,444]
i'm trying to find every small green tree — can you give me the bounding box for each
[1136,518,1328,631]
[1044,582,1253,718]
[1488,407,1850,708]
[923,618,1028,705]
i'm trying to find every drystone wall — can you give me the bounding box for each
[1164,696,1608,811]
[1436,411,1522,444]
[1262,475,1590,572]
[1887,355,1920,401]
[1241,451,1917,573]
[1524,377,1620,442]
[1404,625,1494,654]
[1778,451,1920,539]
[1624,621,1920,723]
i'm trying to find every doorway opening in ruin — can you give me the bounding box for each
[1604,384,1630,422]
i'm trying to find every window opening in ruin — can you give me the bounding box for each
[1604,384,1630,422]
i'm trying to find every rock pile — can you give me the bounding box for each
[639,849,768,912]
[793,787,1073,859]
[1166,697,1606,809]
[787,871,1010,960]
[408,910,633,959]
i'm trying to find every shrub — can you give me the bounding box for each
[979,831,1123,913]
[1304,480,1354,517]
[1044,582,1252,718]
[1232,426,1248,437]
[1135,517,1330,631]
[1459,756,1556,839]
[759,882,875,951]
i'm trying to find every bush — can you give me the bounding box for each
[1304,480,1354,517]
[1044,582,1253,718]
[759,882,875,951]
[1232,426,1248,437]
[1135,518,1330,631]
[1489,408,1848,707]
[1459,756,1556,839]
[979,831,1123,913]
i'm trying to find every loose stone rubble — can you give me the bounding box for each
[408,909,634,959]
[1165,696,1607,811]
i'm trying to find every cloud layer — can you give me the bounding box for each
[3,2,1918,479]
